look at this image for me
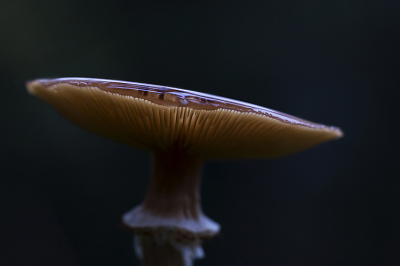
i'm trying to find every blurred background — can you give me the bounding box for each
[1,1,399,265]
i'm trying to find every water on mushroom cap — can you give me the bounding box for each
[36,77,342,132]
[27,78,343,158]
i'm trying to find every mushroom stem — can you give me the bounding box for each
[143,151,203,219]
[134,232,205,266]
[123,151,220,265]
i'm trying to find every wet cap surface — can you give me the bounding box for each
[27,78,343,158]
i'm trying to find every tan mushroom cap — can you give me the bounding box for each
[27,77,343,158]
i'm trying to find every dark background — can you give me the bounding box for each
[1,1,399,265]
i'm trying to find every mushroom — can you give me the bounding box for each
[27,77,343,266]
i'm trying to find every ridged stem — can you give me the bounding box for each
[123,151,219,266]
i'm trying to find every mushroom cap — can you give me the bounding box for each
[27,77,343,158]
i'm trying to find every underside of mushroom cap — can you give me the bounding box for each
[27,78,343,159]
